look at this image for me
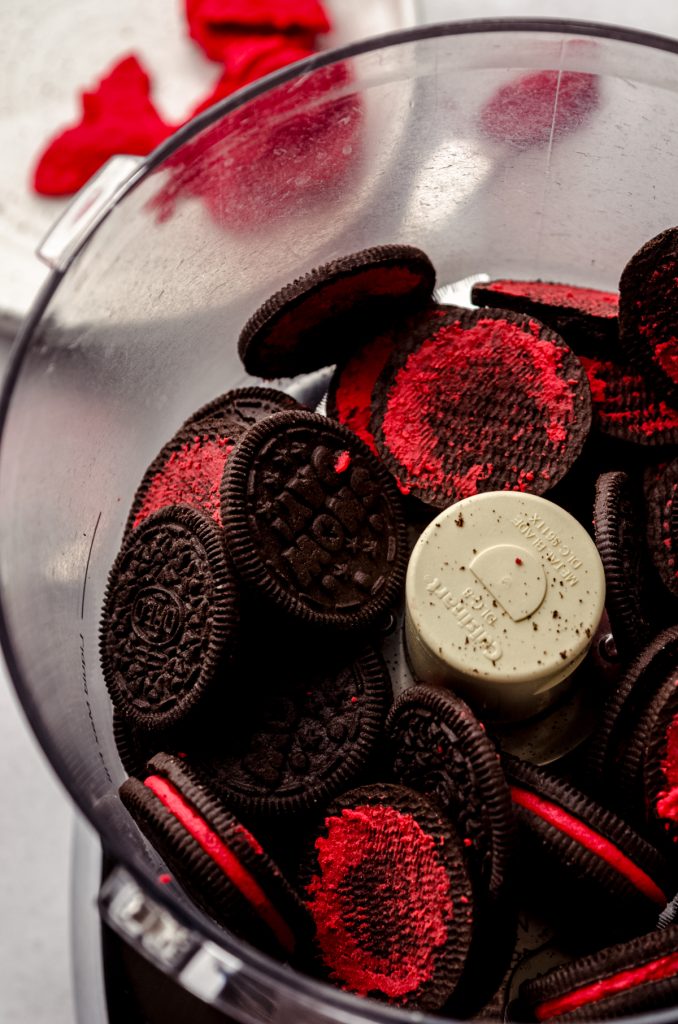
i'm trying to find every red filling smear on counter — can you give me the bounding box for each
[190,40,313,115]
[381,316,577,499]
[656,711,678,826]
[481,280,618,318]
[579,356,678,442]
[33,55,173,196]
[133,435,233,529]
[305,804,453,1000]
[480,70,599,148]
[511,786,666,904]
[185,0,329,64]
[145,774,295,951]
[534,952,678,1020]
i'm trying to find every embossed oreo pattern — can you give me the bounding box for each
[101,506,239,731]
[222,410,407,630]
[192,645,389,816]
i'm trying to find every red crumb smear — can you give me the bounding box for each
[305,804,453,999]
[463,838,473,847]
[480,70,599,148]
[133,436,232,529]
[515,557,523,565]
[335,450,351,473]
[33,55,173,196]
[350,696,358,704]
[159,873,172,884]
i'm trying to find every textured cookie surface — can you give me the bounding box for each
[646,459,678,597]
[238,245,435,378]
[189,644,390,818]
[619,226,678,400]
[386,684,515,907]
[101,506,239,731]
[371,307,591,508]
[580,356,678,446]
[300,783,474,1011]
[221,409,407,630]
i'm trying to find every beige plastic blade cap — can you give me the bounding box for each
[405,491,606,722]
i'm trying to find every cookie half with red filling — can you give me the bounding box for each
[619,225,678,401]
[120,753,311,958]
[370,306,591,508]
[238,245,435,378]
[300,783,474,1012]
[471,279,618,357]
[520,924,678,1022]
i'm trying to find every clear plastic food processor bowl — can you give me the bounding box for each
[3,18,678,1024]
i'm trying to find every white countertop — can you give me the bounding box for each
[3,2,678,1023]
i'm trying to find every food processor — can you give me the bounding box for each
[4,17,678,1024]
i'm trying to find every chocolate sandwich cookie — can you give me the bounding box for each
[238,245,436,379]
[101,505,240,731]
[471,279,618,357]
[588,626,678,810]
[127,388,301,534]
[385,684,515,909]
[593,471,653,661]
[221,410,407,631]
[189,643,390,818]
[326,305,453,454]
[120,753,311,958]
[619,226,678,401]
[385,685,517,1015]
[579,356,678,447]
[615,665,678,850]
[179,386,302,437]
[646,459,678,598]
[504,755,671,942]
[370,307,591,509]
[520,924,678,1022]
[300,783,474,1012]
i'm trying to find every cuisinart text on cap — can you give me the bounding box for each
[404,491,606,721]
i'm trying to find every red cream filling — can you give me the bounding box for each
[535,951,678,1020]
[133,435,233,529]
[485,280,618,318]
[381,316,576,496]
[657,710,678,824]
[144,775,294,952]
[305,804,454,1000]
[334,331,395,451]
[510,787,666,905]
[579,357,678,439]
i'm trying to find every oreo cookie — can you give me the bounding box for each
[471,279,618,356]
[120,753,311,957]
[385,685,517,1015]
[370,306,591,508]
[620,226,678,401]
[626,667,678,850]
[385,684,515,910]
[101,505,240,731]
[580,356,678,447]
[588,626,678,811]
[189,643,390,818]
[300,783,474,1012]
[505,755,671,941]
[326,306,453,454]
[127,387,301,533]
[238,245,436,379]
[593,471,653,661]
[646,459,678,598]
[520,925,678,1022]
[221,409,407,631]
